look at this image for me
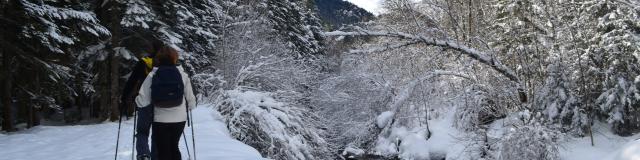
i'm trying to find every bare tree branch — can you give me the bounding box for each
[388,70,473,115]
[324,29,519,83]
[324,27,527,103]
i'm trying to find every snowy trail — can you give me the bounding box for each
[559,123,640,160]
[0,106,265,160]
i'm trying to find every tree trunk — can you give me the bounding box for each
[2,49,15,132]
[100,61,111,120]
[77,95,83,121]
[109,51,120,121]
[30,105,39,127]
[27,99,33,128]
[27,72,41,128]
[108,5,122,122]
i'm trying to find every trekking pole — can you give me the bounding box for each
[115,112,123,160]
[183,132,191,160]
[189,110,196,160]
[132,110,137,160]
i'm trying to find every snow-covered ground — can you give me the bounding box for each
[1,105,638,160]
[378,108,640,160]
[605,138,640,160]
[560,123,640,160]
[0,106,265,160]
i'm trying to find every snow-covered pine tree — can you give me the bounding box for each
[534,57,587,135]
[313,0,374,30]
[138,0,224,76]
[267,0,325,59]
[94,0,226,120]
[120,0,155,29]
[172,0,223,72]
[585,0,640,136]
[0,0,110,130]
[93,0,134,121]
[173,0,226,97]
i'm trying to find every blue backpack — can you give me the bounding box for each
[151,66,184,108]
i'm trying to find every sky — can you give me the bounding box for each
[346,0,384,15]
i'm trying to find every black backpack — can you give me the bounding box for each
[151,66,184,108]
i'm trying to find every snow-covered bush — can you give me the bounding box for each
[454,84,512,132]
[215,88,329,160]
[191,70,225,103]
[311,72,392,152]
[208,1,335,158]
[373,126,431,160]
[213,52,331,159]
[498,111,560,160]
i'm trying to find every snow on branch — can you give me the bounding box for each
[387,70,472,120]
[348,40,421,54]
[614,0,640,12]
[324,28,520,83]
[225,20,265,28]
[372,70,473,157]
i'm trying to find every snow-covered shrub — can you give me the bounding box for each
[210,1,334,158]
[455,128,496,160]
[342,144,366,159]
[376,111,395,128]
[454,84,511,131]
[191,70,225,103]
[214,54,332,159]
[498,111,560,160]
[215,88,328,160]
[311,72,392,153]
[373,126,431,160]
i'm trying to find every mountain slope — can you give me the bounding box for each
[314,0,374,29]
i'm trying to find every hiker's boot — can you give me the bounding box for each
[137,154,151,160]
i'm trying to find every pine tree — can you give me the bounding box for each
[169,0,223,72]
[267,0,325,58]
[0,0,110,130]
[534,58,587,135]
[120,0,156,29]
[586,0,640,136]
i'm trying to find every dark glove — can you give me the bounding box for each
[118,101,128,117]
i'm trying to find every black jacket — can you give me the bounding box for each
[120,59,151,115]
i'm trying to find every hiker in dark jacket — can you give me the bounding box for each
[121,38,162,160]
[136,45,197,160]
